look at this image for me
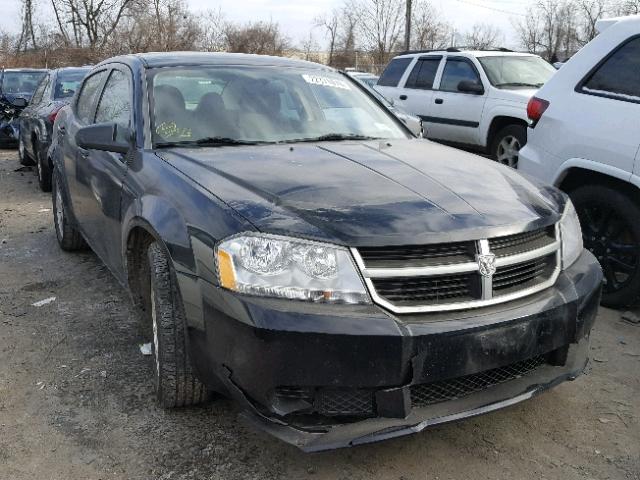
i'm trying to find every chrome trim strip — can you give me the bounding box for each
[350,226,561,314]
[359,241,560,279]
[477,239,493,301]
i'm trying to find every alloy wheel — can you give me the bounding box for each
[577,203,639,294]
[495,135,521,168]
[151,286,161,380]
[55,182,64,236]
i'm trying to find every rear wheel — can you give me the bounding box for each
[18,136,32,166]
[36,147,52,192]
[491,124,526,168]
[147,241,208,408]
[570,184,640,308]
[52,169,86,251]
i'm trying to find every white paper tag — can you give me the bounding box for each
[302,74,351,90]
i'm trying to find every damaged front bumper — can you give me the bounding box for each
[189,250,602,451]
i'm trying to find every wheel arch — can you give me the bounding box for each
[485,115,528,151]
[556,164,639,202]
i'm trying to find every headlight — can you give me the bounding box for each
[216,234,370,304]
[559,199,583,269]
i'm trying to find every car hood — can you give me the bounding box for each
[490,87,537,104]
[157,139,565,246]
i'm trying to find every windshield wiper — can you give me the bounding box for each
[155,137,267,148]
[495,82,544,88]
[283,133,382,144]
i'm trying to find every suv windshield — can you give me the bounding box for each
[478,56,556,89]
[55,69,89,99]
[148,66,408,146]
[1,71,47,95]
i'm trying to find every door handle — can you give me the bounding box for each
[399,95,407,100]
[435,98,444,104]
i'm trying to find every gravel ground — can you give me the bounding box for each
[0,149,639,480]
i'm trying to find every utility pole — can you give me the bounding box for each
[404,0,412,51]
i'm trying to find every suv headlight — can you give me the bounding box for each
[216,234,370,304]
[559,199,583,269]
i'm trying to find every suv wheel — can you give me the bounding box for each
[52,169,87,251]
[571,184,640,308]
[36,148,52,192]
[147,241,209,408]
[491,124,526,168]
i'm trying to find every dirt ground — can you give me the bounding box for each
[0,149,639,480]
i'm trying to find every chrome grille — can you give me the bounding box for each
[352,224,560,313]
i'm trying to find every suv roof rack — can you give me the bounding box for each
[395,46,513,57]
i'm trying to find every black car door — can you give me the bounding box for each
[21,74,48,157]
[74,66,133,279]
[62,69,108,238]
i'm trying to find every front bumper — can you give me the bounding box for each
[189,250,602,451]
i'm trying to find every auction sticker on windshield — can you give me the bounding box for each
[302,74,351,90]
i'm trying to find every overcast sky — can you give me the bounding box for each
[1,0,530,49]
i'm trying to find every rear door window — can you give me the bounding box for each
[76,70,107,124]
[439,59,481,92]
[377,58,412,87]
[405,57,441,90]
[581,36,640,102]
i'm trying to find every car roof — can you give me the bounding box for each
[2,68,48,72]
[97,52,331,70]
[394,50,537,59]
[53,66,92,73]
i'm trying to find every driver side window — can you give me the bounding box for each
[30,77,48,105]
[76,71,107,124]
[95,69,132,142]
[439,59,481,92]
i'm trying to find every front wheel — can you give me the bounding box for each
[147,242,209,408]
[571,184,640,308]
[52,169,87,251]
[491,124,526,169]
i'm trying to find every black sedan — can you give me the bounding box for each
[0,68,47,146]
[50,52,602,451]
[18,67,90,190]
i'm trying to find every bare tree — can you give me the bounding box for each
[615,0,640,14]
[199,8,228,52]
[333,6,358,69]
[404,0,412,51]
[50,0,137,51]
[575,0,607,45]
[411,0,452,50]
[315,10,340,65]
[225,20,290,55]
[353,0,404,68]
[17,0,38,52]
[464,23,503,49]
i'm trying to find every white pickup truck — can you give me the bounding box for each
[376,49,556,166]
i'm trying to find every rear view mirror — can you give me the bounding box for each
[76,122,131,154]
[11,97,28,108]
[457,80,484,95]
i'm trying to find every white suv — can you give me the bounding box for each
[519,15,640,308]
[376,49,556,166]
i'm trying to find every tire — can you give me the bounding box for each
[36,147,52,192]
[18,135,33,166]
[570,184,640,308]
[147,241,208,408]
[490,124,526,169]
[52,168,87,251]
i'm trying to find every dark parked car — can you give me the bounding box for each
[50,52,602,452]
[18,67,90,190]
[0,68,47,146]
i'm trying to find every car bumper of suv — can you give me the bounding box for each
[190,250,602,451]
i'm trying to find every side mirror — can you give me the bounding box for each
[457,80,484,95]
[11,97,28,108]
[76,122,131,154]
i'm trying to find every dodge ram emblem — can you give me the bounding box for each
[477,254,496,277]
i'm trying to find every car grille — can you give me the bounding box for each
[353,225,560,313]
[275,356,547,418]
[411,356,546,407]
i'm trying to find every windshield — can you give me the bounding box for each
[478,56,556,89]
[1,71,47,95]
[55,69,89,99]
[148,66,408,146]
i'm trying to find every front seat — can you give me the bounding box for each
[153,85,192,141]
[193,92,236,139]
